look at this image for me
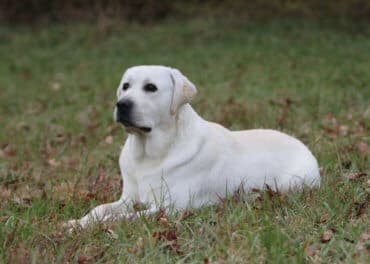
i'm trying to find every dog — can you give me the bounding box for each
[65,65,320,230]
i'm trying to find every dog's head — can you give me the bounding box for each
[114,65,197,134]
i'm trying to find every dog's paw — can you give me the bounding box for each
[62,219,82,234]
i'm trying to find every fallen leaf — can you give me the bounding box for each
[304,242,321,257]
[16,121,30,131]
[26,100,46,115]
[0,186,11,200]
[319,214,330,223]
[106,228,118,239]
[104,135,113,145]
[132,237,144,253]
[321,230,333,243]
[265,184,281,199]
[12,197,32,207]
[2,144,16,156]
[343,172,367,181]
[153,230,177,241]
[77,254,89,264]
[67,158,79,168]
[41,143,55,157]
[338,125,349,136]
[321,113,339,137]
[158,217,169,226]
[178,210,194,221]
[50,81,61,91]
[55,133,67,143]
[53,182,74,197]
[7,243,30,263]
[106,125,120,134]
[354,232,370,257]
[356,141,370,157]
[48,159,60,167]
[152,229,181,253]
[0,216,9,222]
[359,233,370,242]
[363,107,370,119]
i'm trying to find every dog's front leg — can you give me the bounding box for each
[133,204,160,219]
[65,199,129,231]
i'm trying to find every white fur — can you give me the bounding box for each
[66,65,320,230]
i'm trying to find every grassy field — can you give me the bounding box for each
[0,18,369,263]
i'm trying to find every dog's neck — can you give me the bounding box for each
[127,104,200,160]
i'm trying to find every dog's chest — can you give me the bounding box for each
[125,156,169,197]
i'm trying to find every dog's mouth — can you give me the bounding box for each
[119,119,152,133]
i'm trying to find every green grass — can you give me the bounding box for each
[0,18,369,263]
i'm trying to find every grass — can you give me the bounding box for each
[0,18,369,263]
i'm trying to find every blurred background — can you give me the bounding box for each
[1,0,370,24]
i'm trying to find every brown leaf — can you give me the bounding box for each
[265,184,281,199]
[152,230,177,242]
[41,143,55,157]
[304,242,321,257]
[12,197,32,207]
[7,243,30,263]
[104,135,113,145]
[2,144,16,156]
[343,172,367,181]
[354,232,370,257]
[26,100,46,115]
[50,81,61,91]
[321,230,333,243]
[152,229,181,253]
[0,186,12,200]
[359,233,370,242]
[178,210,194,221]
[1,216,9,223]
[16,121,30,131]
[55,133,67,143]
[106,125,120,134]
[338,125,349,136]
[132,237,144,253]
[77,254,90,264]
[319,214,330,223]
[67,158,79,168]
[79,133,87,143]
[321,113,340,137]
[158,217,169,226]
[356,141,370,157]
[106,228,118,240]
[48,158,60,167]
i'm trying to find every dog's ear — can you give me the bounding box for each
[170,68,197,115]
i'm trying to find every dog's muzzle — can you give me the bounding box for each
[116,99,151,133]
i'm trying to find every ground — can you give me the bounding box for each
[0,18,369,263]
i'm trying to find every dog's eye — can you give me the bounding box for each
[143,83,158,92]
[122,82,130,91]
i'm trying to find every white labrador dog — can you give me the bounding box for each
[66,65,320,229]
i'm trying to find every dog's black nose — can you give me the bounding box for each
[116,99,134,124]
[116,99,133,111]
